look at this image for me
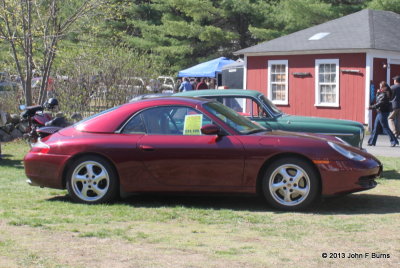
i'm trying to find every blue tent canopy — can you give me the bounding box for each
[178,57,235,78]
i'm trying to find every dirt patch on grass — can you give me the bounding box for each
[1,217,400,268]
[0,220,255,268]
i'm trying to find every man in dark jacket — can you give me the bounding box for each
[368,85,399,146]
[389,76,400,138]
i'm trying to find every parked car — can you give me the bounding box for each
[24,97,381,210]
[175,89,365,148]
[157,76,176,92]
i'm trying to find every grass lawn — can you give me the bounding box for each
[0,140,399,268]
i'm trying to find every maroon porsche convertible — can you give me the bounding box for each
[24,97,382,210]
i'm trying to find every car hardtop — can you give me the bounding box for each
[74,96,214,133]
[103,96,214,121]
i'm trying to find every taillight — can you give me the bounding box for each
[30,141,50,154]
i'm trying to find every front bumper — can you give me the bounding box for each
[317,158,382,196]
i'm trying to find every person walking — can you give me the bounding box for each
[178,78,193,92]
[389,75,400,138]
[368,81,399,147]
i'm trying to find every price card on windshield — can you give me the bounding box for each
[183,114,203,135]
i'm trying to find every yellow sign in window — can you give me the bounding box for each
[183,114,203,135]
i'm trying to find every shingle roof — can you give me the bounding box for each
[235,9,400,55]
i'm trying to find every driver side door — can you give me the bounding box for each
[122,105,245,188]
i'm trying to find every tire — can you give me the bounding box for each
[66,155,118,204]
[261,157,319,211]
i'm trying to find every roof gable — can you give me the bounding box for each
[235,9,400,54]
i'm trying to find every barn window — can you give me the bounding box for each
[268,60,288,105]
[315,59,339,107]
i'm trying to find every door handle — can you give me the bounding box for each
[139,145,155,151]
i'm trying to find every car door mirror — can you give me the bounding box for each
[201,124,222,135]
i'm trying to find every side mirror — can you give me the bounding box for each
[201,124,222,135]
[19,104,26,111]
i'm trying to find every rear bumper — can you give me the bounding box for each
[24,152,70,189]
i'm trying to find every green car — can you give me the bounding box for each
[174,89,365,148]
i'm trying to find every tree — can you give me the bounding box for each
[110,0,237,73]
[102,0,282,73]
[367,0,400,13]
[217,0,279,50]
[0,0,104,105]
[272,0,336,34]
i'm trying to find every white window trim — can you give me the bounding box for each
[315,59,340,107]
[268,60,288,105]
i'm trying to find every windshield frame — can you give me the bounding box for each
[258,95,284,118]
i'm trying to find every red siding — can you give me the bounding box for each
[372,58,388,126]
[373,58,387,87]
[247,53,366,123]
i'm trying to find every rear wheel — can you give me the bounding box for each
[262,158,319,211]
[66,156,118,204]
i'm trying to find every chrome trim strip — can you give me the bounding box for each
[317,133,354,137]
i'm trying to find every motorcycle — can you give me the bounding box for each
[20,98,70,146]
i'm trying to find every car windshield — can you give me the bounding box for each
[259,95,283,117]
[203,101,266,135]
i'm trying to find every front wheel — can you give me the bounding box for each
[66,156,118,204]
[262,158,319,211]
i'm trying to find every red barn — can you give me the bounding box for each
[235,9,400,127]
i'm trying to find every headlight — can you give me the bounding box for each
[328,141,366,161]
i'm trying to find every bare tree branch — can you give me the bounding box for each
[0,0,28,103]
[0,0,104,105]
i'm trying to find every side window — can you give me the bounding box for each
[220,97,268,118]
[222,97,245,113]
[122,106,214,135]
[170,107,214,135]
[121,114,146,134]
[204,96,220,102]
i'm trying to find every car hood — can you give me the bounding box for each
[255,129,340,144]
[251,130,376,160]
[277,114,363,130]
